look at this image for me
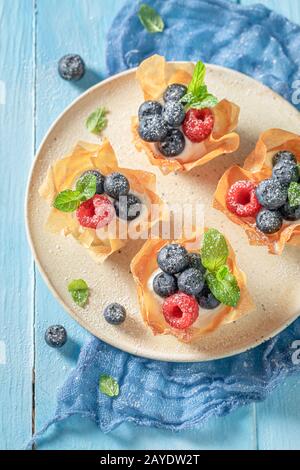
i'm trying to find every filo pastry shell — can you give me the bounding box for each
[213,129,300,255]
[39,139,164,263]
[130,230,254,343]
[132,55,240,175]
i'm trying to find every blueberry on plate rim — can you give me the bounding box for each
[153,271,178,298]
[104,172,130,199]
[45,325,67,348]
[157,243,190,274]
[103,303,126,325]
[58,54,85,81]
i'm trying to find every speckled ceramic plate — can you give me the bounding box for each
[26,64,300,362]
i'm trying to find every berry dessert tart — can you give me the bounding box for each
[130,228,254,342]
[213,129,300,255]
[132,55,240,175]
[39,139,163,262]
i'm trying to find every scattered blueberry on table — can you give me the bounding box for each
[45,325,67,348]
[58,54,85,81]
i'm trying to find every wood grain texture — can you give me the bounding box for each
[0,0,34,450]
[1,0,300,450]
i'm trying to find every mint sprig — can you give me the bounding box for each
[53,174,96,212]
[201,229,240,308]
[86,107,108,135]
[288,181,300,208]
[68,279,89,307]
[201,228,229,272]
[206,266,240,308]
[138,4,164,33]
[99,374,119,398]
[181,61,218,110]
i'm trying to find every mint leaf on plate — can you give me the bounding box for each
[138,3,164,33]
[86,107,108,134]
[53,189,82,212]
[68,279,89,307]
[75,173,96,201]
[288,181,300,208]
[201,228,229,273]
[206,267,240,307]
[99,374,119,397]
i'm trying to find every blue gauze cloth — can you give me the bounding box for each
[30,0,300,444]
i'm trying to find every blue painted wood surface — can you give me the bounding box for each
[0,0,299,450]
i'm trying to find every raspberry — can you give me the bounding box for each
[182,108,214,143]
[226,180,261,217]
[76,194,115,229]
[162,292,199,329]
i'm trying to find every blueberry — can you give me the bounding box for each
[196,284,220,310]
[153,272,178,297]
[280,202,300,221]
[272,150,297,167]
[103,303,126,325]
[77,170,105,194]
[255,178,287,210]
[162,101,185,127]
[177,268,205,296]
[104,172,130,199]
[188,253,206,274]
[114,193,142,221]
[157,243,190,274]
[58,54,85,81]
[256,208,283,234]
[163,83,188,102]
[138,115,169,142]
[272,160,299,185]
[157,129,185,157]
[138,101,162,120]
[45,325,67,348]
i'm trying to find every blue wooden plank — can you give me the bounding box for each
[240,0,300,450]
[34,0,255,450]
[0,0,34,450]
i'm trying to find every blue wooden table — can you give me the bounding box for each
[0,0,299,450]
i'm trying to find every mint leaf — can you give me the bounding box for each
[182,61,218,110]
[187,61,206,95]
[206,268,240,307]
[201,229,229,273]
[190,94,218,109]
[68,279,89,307]
[76,173,96,201]
[53,189,82,212]
[288,181,300,208]
[138,4,164,33]
[86,107,108,134]
[99,374,119,397]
